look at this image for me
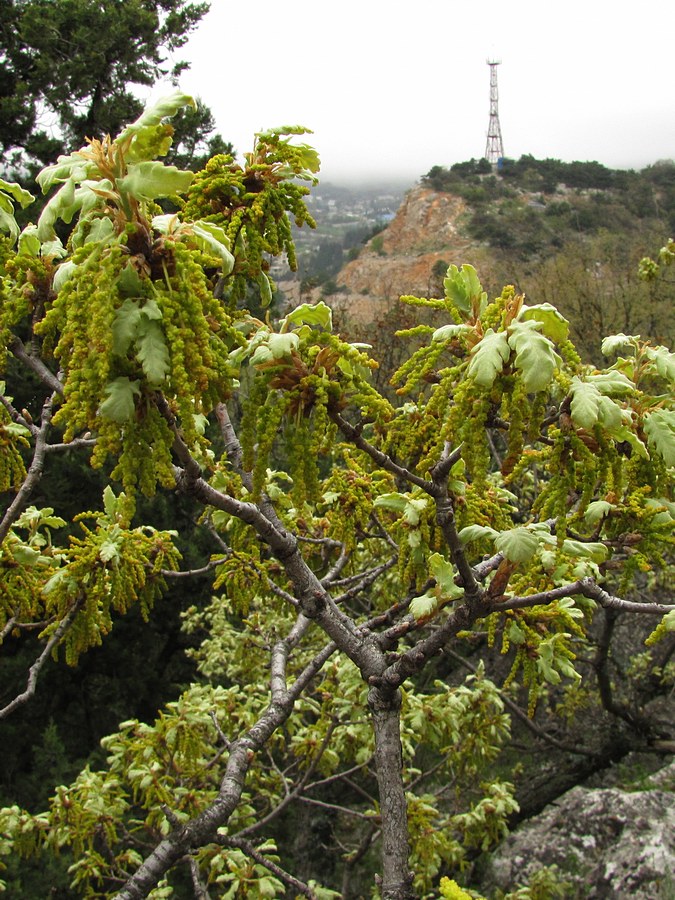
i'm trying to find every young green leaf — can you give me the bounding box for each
[601,333,639,357]
[99,377,141,422]
[586,370,635,395]
[135,319,170,386]
[284,301,333,331]
[443,263,486,317]
[494,526,543,564]
[189,221,235,274]
[112,299,143,356]
[373,493,409,514]
[467,329,510,387]
[428,553,464,600]
[644,345,675,383]
[643,409,675,467]
[584,500,613,526]
[117,91,196,144]
[570,378,601,429]
[517,302,570,344]
[458,524,499,544]
[432,323,472,343]
[117,162,194,202]
[409,590,439,622]
[507,319,561,393]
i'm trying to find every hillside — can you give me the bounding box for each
[286,156,675,367]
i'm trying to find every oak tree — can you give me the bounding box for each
[0,96,673,899]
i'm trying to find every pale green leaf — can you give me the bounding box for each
[36,153,92,193]
[72,214,115,250]
[99,377,141,422]
[605,422,650,459]
[267,332,300,359]
[52,261,79,294]
[112,299,143,356]
[409,591,439,621]
[373,493,409,513]
[103,486,119,520]
[40,236,67,259]
[257,272,273,308]
[507,319,561,392]
[585,370,634,395]
[517,302,569,343]
[601,333,640,357]
[494,526,541,563]
[17,224,40,256]
[428,553,463,599]
[36,178,77,241]
[0,208,19,244]
[458,524,499,544]
[117,92,195,143]
[660,609,675,632]
[11,545,42,566]
[431,323,472,342]
[561,539,609,562]
[643,408,675,467]
[507,621,526,644]
[117,162,194,202]
[135,319,170,385]
[403,497,428,526]
[189,221,235,274]
[644,345,675,383]
[570,378,601,429]
[99,539,120,564]
[584,500,613,525]
[467,329,510,387]
[284,301,333,331]
[116,262,146,298]
[596,394,624,431]
[0,178,34,209]
[443,264,487,317]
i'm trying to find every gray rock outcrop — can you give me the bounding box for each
[481,763,675,898]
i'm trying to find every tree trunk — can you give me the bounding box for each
[368,685,414,900]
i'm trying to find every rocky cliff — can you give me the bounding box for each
[301,185,492,327]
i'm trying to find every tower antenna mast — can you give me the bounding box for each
[485,59,504,166]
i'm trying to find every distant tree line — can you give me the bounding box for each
[422,156,675,262]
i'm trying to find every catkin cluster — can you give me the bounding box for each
[35,224,242,500]
[182,154,315,303]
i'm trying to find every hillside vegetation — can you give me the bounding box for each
[424,155,675,256]
[318,156,674,372]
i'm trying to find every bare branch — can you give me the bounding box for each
[329,409,437,496]
[497,579,675,615]
[218,835,318,898]
[0,391,56,544]
[8,335,63,395]
[0,596,85,719]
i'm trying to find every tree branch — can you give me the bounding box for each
[9,335,63,395]
[218,835,318,898]
[0,595,85,719]
[329,409,437,496]
[0,391,55,544]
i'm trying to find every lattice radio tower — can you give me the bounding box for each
[485,59,504,166]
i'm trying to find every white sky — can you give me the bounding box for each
[162,0,674,185]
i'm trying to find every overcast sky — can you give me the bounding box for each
[165,0,674,186]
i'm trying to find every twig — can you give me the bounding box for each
[0,595,85,719]
[0,392,56,544]
[9,335,63,395]
[218,835,317,898]
[444,648,601,758]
